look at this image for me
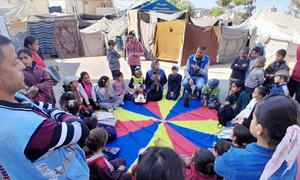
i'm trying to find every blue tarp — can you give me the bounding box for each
[132,0,180,12]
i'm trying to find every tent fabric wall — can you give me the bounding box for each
[79,16,127,57]
[28,20,57,56]
[128,10,140,39]
[218,27,249,63]
[181,25,221,66]
[53,19,80,59]
[154,20,185,62]
[80,31,106,57]
[140,19,156,60]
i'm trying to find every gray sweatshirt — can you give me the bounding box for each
[245,67,265,89]
[106,49,121,71]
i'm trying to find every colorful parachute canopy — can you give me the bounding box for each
[107,96,221,169]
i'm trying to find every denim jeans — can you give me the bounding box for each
[182,76,205,94]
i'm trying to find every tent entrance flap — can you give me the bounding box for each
[154,20,185,62]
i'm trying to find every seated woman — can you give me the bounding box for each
[145,60,167,101]
[17,48,56,105]
[215,95,300,179]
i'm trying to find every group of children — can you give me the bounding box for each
[83,94,300,180]
[15,32,300,179]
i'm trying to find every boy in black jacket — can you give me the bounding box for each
[166,65,182,100]
[229,48,250,86]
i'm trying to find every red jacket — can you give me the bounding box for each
[184,164,217,180]
[291,45,300,82]
[32,51,46,68]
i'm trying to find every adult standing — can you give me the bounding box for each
[183,45,210,98]
[288,45,300,103]
[0,35,90,179]
[126,31,144,75]
[145,60,167,101]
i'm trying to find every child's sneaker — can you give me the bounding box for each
[108,108,114,112]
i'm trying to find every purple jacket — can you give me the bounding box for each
[23,64,56,105]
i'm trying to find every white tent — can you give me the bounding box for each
[80,16,127,57]
[232,10,300,61]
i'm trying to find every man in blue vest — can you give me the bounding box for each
[183,45,210,98]
[0,35,90,179]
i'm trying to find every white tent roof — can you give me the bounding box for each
[233,10,300,44]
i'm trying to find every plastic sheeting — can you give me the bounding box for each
[140,19,156,60]
[218,27,249,63]
[181,25,221,66]
[79,16,127,57]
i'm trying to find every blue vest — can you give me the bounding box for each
[0,93,89,179]
[188,54,210,82]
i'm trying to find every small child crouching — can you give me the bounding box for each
[231,124,252,148]
[86,128,131,180]
[201,79,221,109]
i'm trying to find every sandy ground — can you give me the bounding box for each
[46,56,233,103]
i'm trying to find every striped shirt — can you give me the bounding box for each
[0,98,89,162]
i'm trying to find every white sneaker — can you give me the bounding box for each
[108,108,113,112]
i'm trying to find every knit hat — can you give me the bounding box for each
[172,65,179,71]
[275,70,290,78]
[208,79,219,89]
[63,76,77,86]
[135,66,142,73]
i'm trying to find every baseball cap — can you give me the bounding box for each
[63,76,77,86]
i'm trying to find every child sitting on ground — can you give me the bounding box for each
[231,86,267,124]
[229,48,250,86]
[201,79,221,109]
[215,95,300,179]
[166,65,182,100]
[245,56,266,94]
[78,71,98,111]
[231,125,252,148]
[128,66,147,103]
[270,70,290,96]
[106,40,121,79]
[112,71,127,100]
[86,128,131,180]
[96,76,123,112]
[185,149,217,180]
[135,147,184,180]
[264,49,290,90]
[212,139,232,157]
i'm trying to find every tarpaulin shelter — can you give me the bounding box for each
[79,16,127,56]
[217,27,249,63]
[153,19,221,66]
[231,10,300,61]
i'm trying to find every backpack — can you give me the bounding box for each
[217,104,235,126]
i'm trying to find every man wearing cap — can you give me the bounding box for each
[183,45,210,98]
[0,35,89,179]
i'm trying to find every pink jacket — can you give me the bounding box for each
[126,40,144,66]
[291,45,300,82]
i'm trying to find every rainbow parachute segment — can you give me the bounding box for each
[107,96,221,169]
